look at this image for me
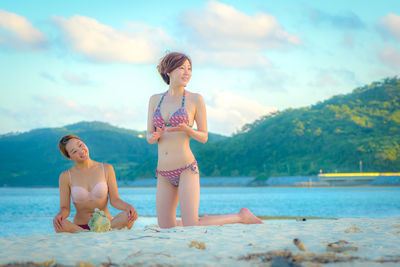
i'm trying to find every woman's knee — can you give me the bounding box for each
[181,216,199,227]
[111,211,131,229]
[181,221,198,227]
[157,217,177,229]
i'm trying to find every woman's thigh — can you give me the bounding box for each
[156,174,179,228]
[178,169,200,226]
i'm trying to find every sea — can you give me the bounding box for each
[1,186,400,237]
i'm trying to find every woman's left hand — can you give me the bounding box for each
[165,123,192,134]
[126,205,138,223]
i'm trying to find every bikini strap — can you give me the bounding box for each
[67,170,72,185]
[181,90,186,107]
[156,91,168,109]
[102,163,106,180]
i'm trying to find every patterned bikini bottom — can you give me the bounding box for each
[156,160,198,186]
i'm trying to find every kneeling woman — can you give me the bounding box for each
[53,134,138,233]
[147,52,263,228]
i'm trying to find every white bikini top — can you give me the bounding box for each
[68,163,108,203]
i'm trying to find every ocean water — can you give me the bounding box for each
[0,186,399,237]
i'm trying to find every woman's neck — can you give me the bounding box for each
[74,158,94,170]
[168,85,185,96]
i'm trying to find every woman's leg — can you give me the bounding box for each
[156,174,179,228]
[111,211,134,230]
[54,219,85,233]
[179,170,263,226]
[178,169,200,226]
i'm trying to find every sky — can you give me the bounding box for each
[0,0,399,136]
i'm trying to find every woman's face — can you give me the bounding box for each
[65,138,89,162]
[168,59,192,87]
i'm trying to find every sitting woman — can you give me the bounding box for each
[53,134,138,233]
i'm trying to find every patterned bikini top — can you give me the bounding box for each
[152,90,191,128]
[69,163,108,203]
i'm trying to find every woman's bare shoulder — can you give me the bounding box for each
[149,93,164,103]
[102,162,114,172]
[59,170,70,183]
[187,91,204,104]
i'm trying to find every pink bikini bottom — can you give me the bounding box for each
[78,224,90,230]
[156,160,198,186]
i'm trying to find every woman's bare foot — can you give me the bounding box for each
[238,208,263,224]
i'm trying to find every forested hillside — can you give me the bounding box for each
[196,77,400,176]
[1,77,399,186]
[0,121,226,186]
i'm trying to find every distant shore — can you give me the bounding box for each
[2,175,400,188]
[118,175,400,187]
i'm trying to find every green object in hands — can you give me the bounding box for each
[88,208,111,232]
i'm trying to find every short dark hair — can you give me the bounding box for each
[58,134,81,158]
[157,52,192,84]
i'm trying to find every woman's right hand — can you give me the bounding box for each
[149,127,164,143]
[53,213,64,231]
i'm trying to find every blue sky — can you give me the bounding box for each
[0,0,399,135]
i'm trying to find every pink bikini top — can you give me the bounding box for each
[152,90,191,129]
[69,164,108,203]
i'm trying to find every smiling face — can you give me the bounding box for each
[65,138,90,162]
[167,59,192,88]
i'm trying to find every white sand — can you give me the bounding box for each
[0,217,399,266]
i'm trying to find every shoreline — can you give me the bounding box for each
[2,184,400,189]
[3,174,400,188]
[1,217,399,266]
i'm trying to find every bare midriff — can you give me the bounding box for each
[157,130,195,170]
[72,197,111,225]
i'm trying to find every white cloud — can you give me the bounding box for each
[378,45,400,69]
[0,95,142,134]
[0,9,47,49]
[180,1,300,68]
[33,95,138,124]
[191,50,271,68]
[53,15,174,64]
[379,13,400,41]
[182,1,301,51]
[205,90,276,135]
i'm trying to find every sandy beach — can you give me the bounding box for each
[1,217,400,266]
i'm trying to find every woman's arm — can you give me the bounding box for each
[166,93,208,143]
[147,94,164,144]
[53,172,71,230]
[190,93,208,143]
[105,164,138,222]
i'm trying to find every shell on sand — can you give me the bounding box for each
[345,225,363,233]
[293,238,307,251]
[327,240,358,253]
[189,241,206,250]
[88,208,111,232]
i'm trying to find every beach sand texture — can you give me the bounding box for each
[1,217,399,266]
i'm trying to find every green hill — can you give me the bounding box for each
[1,77,399,186]
[195,77,400,177]
[0,121,227,186]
